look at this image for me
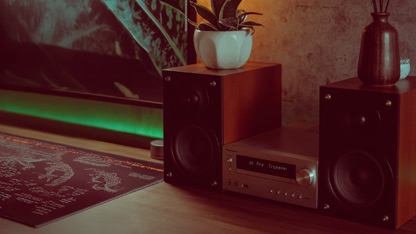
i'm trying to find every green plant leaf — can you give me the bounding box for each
[190,0,262,32]
[136,0,187,66]
[190,1,220,30]
[114,81,139,99]
[144,0,189,69]
[219,17,239,30]
[211,0,228,18]
[188,19,217,31]
[238,12,262,26]
[102,0,188,77]
[239,21,264,27]
[220,0,242,19]
[237,11,263,16]
[218,0,230,21]
[188,19,200,28]
[197,22,219,31]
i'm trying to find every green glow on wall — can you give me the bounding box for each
[0,90,163,139]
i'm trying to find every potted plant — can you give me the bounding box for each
[188,0,263,69]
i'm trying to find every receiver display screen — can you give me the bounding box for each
[236,155,296,179]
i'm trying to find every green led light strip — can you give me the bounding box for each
[0,89,163,139]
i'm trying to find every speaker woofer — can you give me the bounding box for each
[172,125,218,175]
[330,149,385,206]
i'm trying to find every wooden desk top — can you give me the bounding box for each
[0,124,415,234]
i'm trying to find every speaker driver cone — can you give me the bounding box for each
[173,125,217,175]
[331,149,385,206]
[175,86,209,113]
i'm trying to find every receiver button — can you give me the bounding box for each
[296,168,314,186]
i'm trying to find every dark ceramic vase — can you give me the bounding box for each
[357,13,400,86]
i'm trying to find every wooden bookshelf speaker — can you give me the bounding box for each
[162,62,281,192]
[319,77,416,229]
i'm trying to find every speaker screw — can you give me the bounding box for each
[166,172,173,178]
[210,81,217,87]
[382,215,389,222]
[211,181,218,187]
[323,204,330,210]
[324,94,332,101]
[165,76,172,82]
[385,100,392,107]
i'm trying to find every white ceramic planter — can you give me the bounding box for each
[400,59,411,79]
[194,30,253,69]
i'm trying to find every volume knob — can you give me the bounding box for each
[296,168,314,186]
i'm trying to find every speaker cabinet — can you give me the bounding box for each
[319,77,416,229]
[162,62,281,191]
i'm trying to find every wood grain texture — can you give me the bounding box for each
[223,63,282,144]
[398,86,416,227]
[163,61,278,77]
[0,124,415,233]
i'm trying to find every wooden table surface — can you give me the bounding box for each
[0,124,415,234]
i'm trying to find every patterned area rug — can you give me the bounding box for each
[0,132,163,227]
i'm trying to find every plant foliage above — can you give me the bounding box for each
[0,0,190,102]
[188,0,263,33]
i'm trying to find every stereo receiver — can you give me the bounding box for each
[222,123,319,209]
